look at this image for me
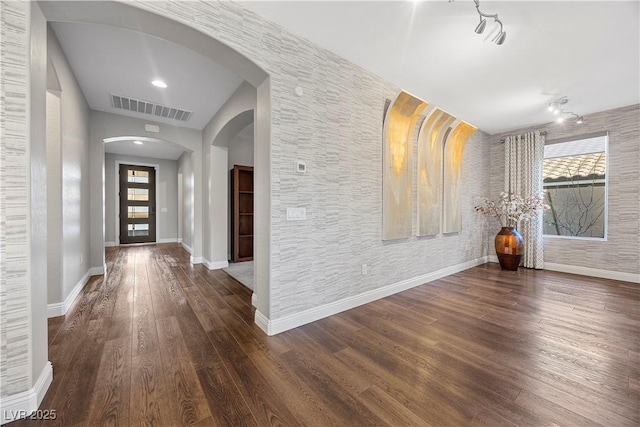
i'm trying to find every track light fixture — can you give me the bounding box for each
[474,19,487,34]
[548,97,568,112]
[547,97,584,125]
[472,0,506,45]
[556,112,584,124]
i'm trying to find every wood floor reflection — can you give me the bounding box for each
[11,244,640,426]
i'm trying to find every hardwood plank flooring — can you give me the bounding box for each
[9,244,639,426]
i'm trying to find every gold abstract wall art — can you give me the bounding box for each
[443,120,477,234]
[382,91,428,240]
[417,108,456,236]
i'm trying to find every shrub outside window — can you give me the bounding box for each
[543,132,608,239]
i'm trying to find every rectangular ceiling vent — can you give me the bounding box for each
[110,94,193,122]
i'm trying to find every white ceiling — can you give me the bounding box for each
[50,22,244,131]
[104,137,186,160]
[238,0,640,134]
[48,2,639,140]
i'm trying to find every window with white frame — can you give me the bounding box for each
[543,132,608,239]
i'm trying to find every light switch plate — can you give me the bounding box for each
[286,207,306,221]
[161,207,168,213]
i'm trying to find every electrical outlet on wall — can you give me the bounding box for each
[361,264,367,275]
[80,254,83,264]
[295,161,306,174]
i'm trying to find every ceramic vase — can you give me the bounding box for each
[494,227,524,271]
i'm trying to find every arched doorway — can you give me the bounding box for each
[102,136,194,247]
[209,109,256,296]
[39,0,272,320]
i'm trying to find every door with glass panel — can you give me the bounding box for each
[119,164,156,244]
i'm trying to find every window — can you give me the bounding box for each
[127,188,149,201]
[127,169,149,183]
[543,132,608,239]
[127,206,149,219]
[128,223,149,236]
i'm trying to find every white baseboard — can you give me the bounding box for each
[89,263,106,276]
[203,259,229,270]
[0,361,53,425]
[178,238,183,243]
[544,262,639,284]
[251,293,257,308]
[157,238,178,244]
[104,241,117,247]
[178,243,202,265]
[487,256,639,283]
[181,242,193,254]
[254,310,270,334]
[255,256,489,336]
[47,268,92,318]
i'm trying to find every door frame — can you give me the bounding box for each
[115,160,160,245]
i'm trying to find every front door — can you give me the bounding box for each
[119,164,156,244]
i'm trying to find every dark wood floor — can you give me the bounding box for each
[10,244,640,426]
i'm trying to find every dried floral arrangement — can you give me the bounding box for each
[475,192,548,227]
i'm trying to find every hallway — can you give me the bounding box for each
[9,244,640,426]
[33,244,263,426]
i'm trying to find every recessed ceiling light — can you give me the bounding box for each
[151,80,167,88]
[134,140,143,145]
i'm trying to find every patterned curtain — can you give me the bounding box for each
[504,131,545,269]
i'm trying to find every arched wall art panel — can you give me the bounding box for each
[417,108,456,236]
[443,120,477,234]
[382,91,428,240]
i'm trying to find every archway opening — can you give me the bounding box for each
[40,0,272,319]
[209,110,255,293]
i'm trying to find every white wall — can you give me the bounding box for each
[254,78,271,316]
[104,154,179,245]
[202,81,256,267]
[88,109,105,272]
[30,1,51,401]
[46,91,63,304]
[178,152,194,252]
[47,25,92,306]
[211,145,230,264]
[228,123,254,169]
[89,111,203,262]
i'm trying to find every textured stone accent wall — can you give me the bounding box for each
[0,0,31,397]
[144,1,491,317]
[91,1,489,318]
[490,104,640,275]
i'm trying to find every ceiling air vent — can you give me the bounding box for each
[110,94,193,122]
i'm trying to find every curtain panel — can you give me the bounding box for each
[504,131,545,269]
